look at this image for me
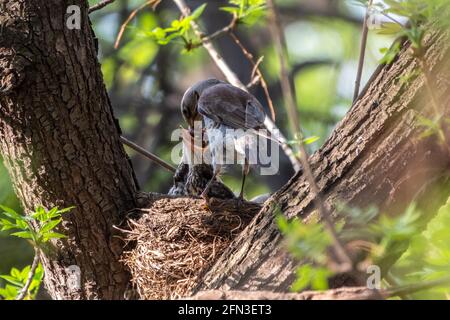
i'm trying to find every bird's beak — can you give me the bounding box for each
[181,128,207,153]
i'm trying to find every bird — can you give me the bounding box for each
[180,78,267,201]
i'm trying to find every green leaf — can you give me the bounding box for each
[42,232,67,241]
[191,3,207,20]
[10,231,33,239]
[379,41,401,65]
[377,22,404,36]
[0,275,22,287]
[20,266,31,280]
[303,136,320,145]
[40,218,62,234]
[55,206,75,215]
[0,285,19,300]
[0,205,21,220]
[10,267,21,279]
[291,265,313,292]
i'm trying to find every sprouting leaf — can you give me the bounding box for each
[377,22,404,36]
[55,206,75,215]
[221,0,266,26]
[191,3,207,20]
[42,232,66,241]
[40,219,62,234]
[379,41,401,65]
[303,136,320,145]
[10,231,33,239]
[0,205,21,220]
[0,275,22,287]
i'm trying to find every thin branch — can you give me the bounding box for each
[121,136,176,173]
[114,0,161,49]
[229,32,276,121]
[171,0,301,172]
[353,0,373,103]
[195,15,238,46]
[16,250,40,300]
[386,275,450,298]
[267,0,354,270]
[89,0,115,13]
[267,0,299,137]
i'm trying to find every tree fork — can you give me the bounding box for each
[0,0,138,299]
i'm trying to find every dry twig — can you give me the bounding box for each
[89,0,116,13]
[114,0,161,49]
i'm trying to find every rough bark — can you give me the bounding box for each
[195,30,450,292]
[0,1,138,299]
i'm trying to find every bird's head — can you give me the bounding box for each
[181,78,224,132]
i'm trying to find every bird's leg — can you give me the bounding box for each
[238,158,250,201]
[201,164,222,200]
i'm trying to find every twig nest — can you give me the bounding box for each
[121,195,261,300]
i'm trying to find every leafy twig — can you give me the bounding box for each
[171,0,301,172]
[267,0,354,271]
[353,0,373,103]
[89,0,116,13]
[16,251,40,300]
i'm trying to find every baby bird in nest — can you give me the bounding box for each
[180,78,267,201]
[168,128,235,200]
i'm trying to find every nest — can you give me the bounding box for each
[121,196,262,300]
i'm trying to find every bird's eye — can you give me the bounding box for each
[194,91,199,100]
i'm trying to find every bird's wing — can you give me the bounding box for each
[198,84,266,130]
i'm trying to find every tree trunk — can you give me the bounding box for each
[0,0,138,299]
[195,30,450,292]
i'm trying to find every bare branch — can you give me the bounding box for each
[16,251,40,300]
[229,32,276,121]
[195,15,238,47]
[89,0,115,14]
[121,136,176,173]
[114,0,161,49]
[353,0,373,103]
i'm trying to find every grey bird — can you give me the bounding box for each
[180,78,266,200]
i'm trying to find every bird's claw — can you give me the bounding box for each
[201,191,211,209]
[235,195,245,210]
